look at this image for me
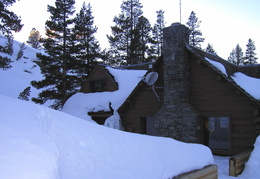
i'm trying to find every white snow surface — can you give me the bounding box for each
[0,95,214,179]
[215,136,260,179]
[62,67,147,121]
[204,57,228,75]
[232,72,260,100]
[0,35,44,100]
[239,136,260,178]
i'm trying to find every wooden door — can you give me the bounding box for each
[208,117,231,150]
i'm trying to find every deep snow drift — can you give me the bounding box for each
[0,95,214,179]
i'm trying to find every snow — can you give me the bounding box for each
[1,34,260,179]
[0,35,44,101]
[0,95,214,179]
[104,112,123,129]
[204,57,228,76]
[205,57,260,101]
[232,72,260,100]
[239,136,260,178]
[62,67,147,124]
[214,156,236,179]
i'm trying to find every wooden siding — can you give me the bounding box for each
[120,62,164,134]
[189,53,259,155]
[80,66,118,93]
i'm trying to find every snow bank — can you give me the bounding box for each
[239,136,260,178]
[232,72,260,100]
[0,95,214,179]
[62,67,147,121]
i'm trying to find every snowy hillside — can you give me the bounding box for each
[0,95,214,179]
[0,35,43,101]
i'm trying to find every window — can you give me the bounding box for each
[91,80,106,92]
[207,117,231,150]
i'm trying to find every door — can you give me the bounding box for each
[208,117,231,150]
[140,117,155,135]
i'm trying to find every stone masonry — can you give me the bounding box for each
[154,23,201,143]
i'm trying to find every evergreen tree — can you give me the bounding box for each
[186,11,204,49]
[244,38,258,65]
[205,43,217,54]
[31,0,76,109]
[134,16,151,63]
[18,86,31,101]
[16,42,26,60]
[148,10,165,61]
[0,0,23,35]
[4,35,14,55]
[27,28,42,49]
[228,44,244,66]
[0,56,12,70]
[72,2,100,76]
[107,0,143,65]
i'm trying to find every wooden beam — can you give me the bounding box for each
[172,165,218,179]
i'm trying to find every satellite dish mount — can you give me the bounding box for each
[143,72,160,101]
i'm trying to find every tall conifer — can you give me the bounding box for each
[228,44,244,66]
[31,0,76,109]
[72,2,100,76]
[107,0,144,65]
[149,10,165,61]
[186,11,204,49]
[244,38,258,65]
[134,16,151,63]
[0,0,23,35]
[27,28,42,49]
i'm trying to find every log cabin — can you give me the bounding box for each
[63,23,260,155]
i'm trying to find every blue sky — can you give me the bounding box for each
[10,0,260,60]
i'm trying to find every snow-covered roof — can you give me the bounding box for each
[62,67,147,121]
[187,45,260,104]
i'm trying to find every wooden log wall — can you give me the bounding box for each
[189,53,259,155]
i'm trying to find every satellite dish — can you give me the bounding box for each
[144,72,158,85]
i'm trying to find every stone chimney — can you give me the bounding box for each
[155,23,201,143]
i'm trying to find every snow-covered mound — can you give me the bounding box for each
[0,35,43,101]
[0,95,214,179]
[239,136,260,178]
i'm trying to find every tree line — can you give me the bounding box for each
[0,0,258,109]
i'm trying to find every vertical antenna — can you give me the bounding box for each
[179,0,182,24]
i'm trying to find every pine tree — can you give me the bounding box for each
[0,0,23,35]
[16,42,26,60]
[205,43,217,54]
[4,35,14,55]
[228,44,244,66]
[72,2,100,76]
[0,56,12,70]
[18,86,31,101]
[107,0,143,65]
[244,38,258,65]
[27,28,42,49]
[148,10,165,61]
[134,16,151,63]
[186,11,204,49]
[31,0,76,110]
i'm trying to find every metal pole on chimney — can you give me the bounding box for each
[180,0,182,24]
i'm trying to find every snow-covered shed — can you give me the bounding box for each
[63,23,260,156]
